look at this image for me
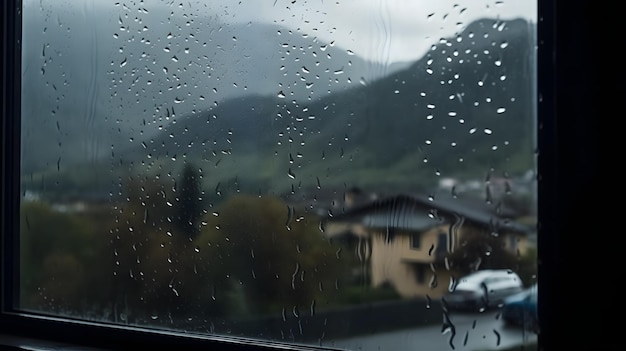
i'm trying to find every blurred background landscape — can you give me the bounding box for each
[19,1,537,348]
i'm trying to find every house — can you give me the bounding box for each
[321,191,532,299]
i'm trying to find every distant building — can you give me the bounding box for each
[23,190,42,202]
[437,171,537,216]
[322,192,531,299]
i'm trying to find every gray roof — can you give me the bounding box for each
[326,193,530,234]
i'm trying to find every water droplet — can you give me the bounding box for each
[493,329,501,346]
[429,273,438,289]
[286,205,294,230]
[448,276,458,293]
[287,168,295,179]
[277,91,286,98]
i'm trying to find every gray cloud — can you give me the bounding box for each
[191,0,536,63]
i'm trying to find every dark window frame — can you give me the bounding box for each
[1,0,597,349]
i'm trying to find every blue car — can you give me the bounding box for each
[501,284,538,333]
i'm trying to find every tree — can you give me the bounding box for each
[176,163,203,240]
[111,175,200,322]
[193,194,349,316]
[447,227,518,276]
[20,201,111,313]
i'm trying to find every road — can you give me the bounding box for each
[321,311,537,351]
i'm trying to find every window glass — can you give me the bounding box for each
[19,0,537,349]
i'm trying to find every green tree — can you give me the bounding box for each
[176,163,203,239]
[111,176,199,321]
[194,194,348,316]
[447,227,518,275]
[20,201,111,313]
[109,180,350,321]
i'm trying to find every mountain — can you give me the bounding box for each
[20,3,408,173]
[117,18,536,196]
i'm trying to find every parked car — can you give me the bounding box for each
[501,284,538,332]
[443,269,523,311]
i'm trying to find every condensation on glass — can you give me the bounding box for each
[19,1,538,350]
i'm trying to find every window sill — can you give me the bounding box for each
[0,334,106,350]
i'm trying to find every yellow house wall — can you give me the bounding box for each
[503,233,529,256]
[325,217,529,299]
[369,225,527,298]
[370,232,452,298]
[395,224,456,261]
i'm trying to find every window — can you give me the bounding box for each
[436,232,447,255]
[414,263,427,284]
[411,232,421,250]
[1,1,594,350]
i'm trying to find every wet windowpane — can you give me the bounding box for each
[19,0,538,349]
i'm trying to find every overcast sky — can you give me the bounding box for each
[198,0,537,64]
[26,0,536,65]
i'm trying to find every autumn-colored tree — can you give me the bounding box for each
[193,194,348,316]
[112,188,350,320]
[111,175,202,321]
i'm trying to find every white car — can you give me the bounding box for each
[443,269,523,311]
